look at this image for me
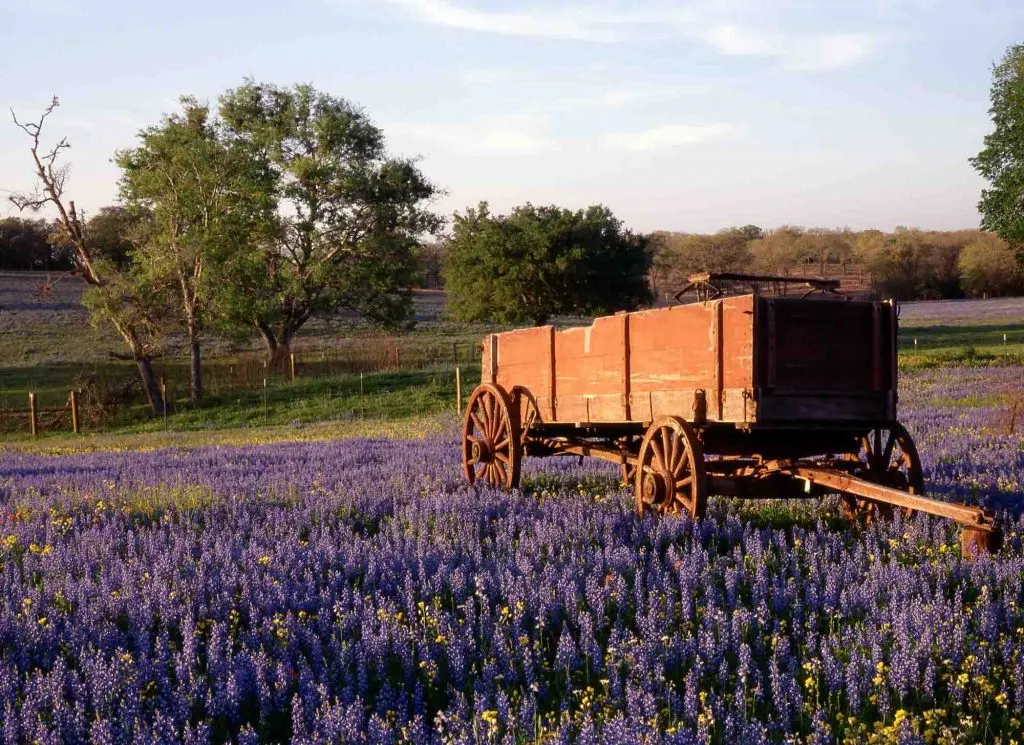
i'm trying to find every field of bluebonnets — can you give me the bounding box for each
[0,365,1023,744]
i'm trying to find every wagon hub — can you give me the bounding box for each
[470,437,493,464]
[641,468,674,508]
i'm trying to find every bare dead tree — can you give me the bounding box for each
[10,97,100,285]
[9,97,166,414]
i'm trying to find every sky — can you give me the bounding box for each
[1,0,1022,234]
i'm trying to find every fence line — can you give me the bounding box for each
[0,391,80,436]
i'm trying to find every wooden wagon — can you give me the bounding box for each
[461,273,1001,557]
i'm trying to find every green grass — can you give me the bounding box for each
[897,323,1024,369]
[62,364,477,434]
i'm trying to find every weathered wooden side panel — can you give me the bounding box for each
[489,326,556,420]
[627,302,714,421]
[626,297,755,422]
[553,314,628,422]
[482,298,759,425]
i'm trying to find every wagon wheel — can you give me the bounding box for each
[635,416,707,519]
[462,384,522,488]
[840,423,923,522]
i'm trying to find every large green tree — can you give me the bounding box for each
[971,44,1024,254]
[216,80,441,365]
[117,98,272,401]
[444,202,652,326]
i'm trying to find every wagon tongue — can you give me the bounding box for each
[783,463,1001,559]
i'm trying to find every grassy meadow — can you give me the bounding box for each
[2,270,1023,446]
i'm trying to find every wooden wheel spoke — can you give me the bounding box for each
[470,412,487,438]
[651,438,667,472]
[483,395,496,436]
[494,450,511,465]
[493,460,508,484]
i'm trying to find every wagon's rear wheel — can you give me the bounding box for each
[462,384,522,488]
[635,416,707,519]
[840,422,923,521]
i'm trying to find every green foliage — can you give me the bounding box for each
[444,202,652,326]
[79,258,168,361]
[971,44,1024,253]
[216,80,441,362]
[958,236,1024,297]
[81,207,148,270]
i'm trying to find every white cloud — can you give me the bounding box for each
[593,88,686,107]
[781,33,875,71]
[384,0,879,71]
[705,24,776,56]
[601,123,737,151]
[705,24,874,70]
[389,115,555,155]
[386,0,630,41]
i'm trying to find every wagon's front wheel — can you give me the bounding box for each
[462,384,522,488]
[635,416,707,519]
[840,422,923,521]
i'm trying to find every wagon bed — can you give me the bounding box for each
[482,293,896,427]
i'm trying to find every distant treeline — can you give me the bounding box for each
[6,214,1022,301]
[0,217,74,271]
[647,226,1024,300]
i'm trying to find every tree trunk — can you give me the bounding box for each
[269,327,294,371]
[257,321,279,363]
[136,357,166,415]
[189,337,202,402]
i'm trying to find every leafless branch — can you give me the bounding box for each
[9,97,102,286]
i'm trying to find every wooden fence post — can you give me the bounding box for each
[359,372,365,419]
[69,390,79,434]
[455,366,462,414]
[28,392,37,437]
[161,378,168,431]
[290,353,296,383]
